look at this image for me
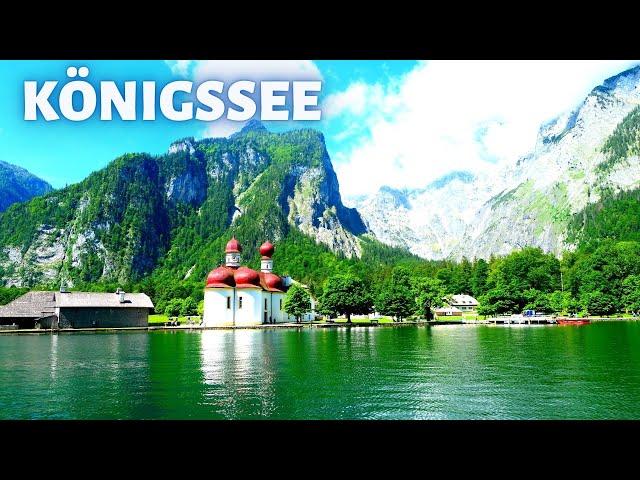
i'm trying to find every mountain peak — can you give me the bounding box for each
[0,160,53,212]
[590,64,640,97]
[425,171,476,190]
[239,120,268,134]
[378,186,411,209]
[601,65,640,90]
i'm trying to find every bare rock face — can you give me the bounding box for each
[165,171,207,206]
[0,226,65,286]
[354,65,640,260]
[285,164,362,258]
[168,138,196,155]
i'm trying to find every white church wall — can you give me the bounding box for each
[272,292,296,323]
[203,289,235,326]
[234,289,263,326]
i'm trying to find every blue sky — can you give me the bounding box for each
[1,60,638,197]
[0,60,416,188]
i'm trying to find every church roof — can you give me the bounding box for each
[225,237,242,253]
[205,268,287,292]
[206,237,287,292]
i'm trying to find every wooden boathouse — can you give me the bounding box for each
[0,288,154,329]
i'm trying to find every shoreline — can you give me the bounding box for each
[0,317,636,335]
[0,320,430,335]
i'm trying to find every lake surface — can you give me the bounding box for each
[1,322,640,419]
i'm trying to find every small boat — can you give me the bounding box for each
[556,317,591,326]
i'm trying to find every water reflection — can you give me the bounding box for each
[199,330,277,418]
[50,334,58,381]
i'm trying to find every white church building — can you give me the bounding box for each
[203,237,312,327]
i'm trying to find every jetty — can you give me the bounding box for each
[481,314,556,325]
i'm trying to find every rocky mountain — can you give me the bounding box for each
[0,122,370,288]
[353,65,640,261]
[0,160,52,212]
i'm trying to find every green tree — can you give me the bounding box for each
[0,286,29,306]
[376,284,414,322]
[164,298,183,317]
[319,274,373,323]
[283,284,312,323]
[568,241,640,312]
[622,275,640,315]
[523,289,550,313]
[471,259,489,298]
[548,290,578,314]
[580,291,616,316]
[179,297,198,316]
[197,299,205,316]
[479,248,561,314]
[478,286,519,315]
[412,277,446,320]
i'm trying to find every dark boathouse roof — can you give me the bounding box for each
[0,291,154,320]
[0,291,56,318]
[56,292,154,309]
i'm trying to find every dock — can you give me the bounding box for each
[482,315,556,325]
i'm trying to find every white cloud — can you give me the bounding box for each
[165,60,195,77]
[166,60,322,139]
[328,60,640,198]
[192,60,321,84]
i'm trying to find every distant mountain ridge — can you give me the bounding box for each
[0,160,52,212]
[353,65,640,260]
[0,123,379,288]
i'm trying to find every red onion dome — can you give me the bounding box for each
[259,241,274,258]
[234,266,260,286]
[206,266,235,288]
[264,272,283,290]
[225,237,242,253]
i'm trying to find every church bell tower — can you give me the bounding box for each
[225,237,242,268]
[260,241,274,273]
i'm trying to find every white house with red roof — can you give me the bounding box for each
[203,237,297,326]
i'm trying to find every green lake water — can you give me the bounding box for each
[1,322,640,419]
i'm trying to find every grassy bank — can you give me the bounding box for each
[329,316,395,324]
[149,314,201,325]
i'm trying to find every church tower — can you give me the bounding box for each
[225,237,242,268]
[260,241,274,273]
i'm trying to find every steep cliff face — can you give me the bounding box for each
[0,160,52,212]
[354,65,640,260]
[278,136,366,258]
[354,171,495,259]
[453,65,640,260]
[0,123,368,287]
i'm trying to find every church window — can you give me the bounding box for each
[226,297,231,309]
[280,299,282,310]
[239,296,243,309]
[264,299,267,310]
